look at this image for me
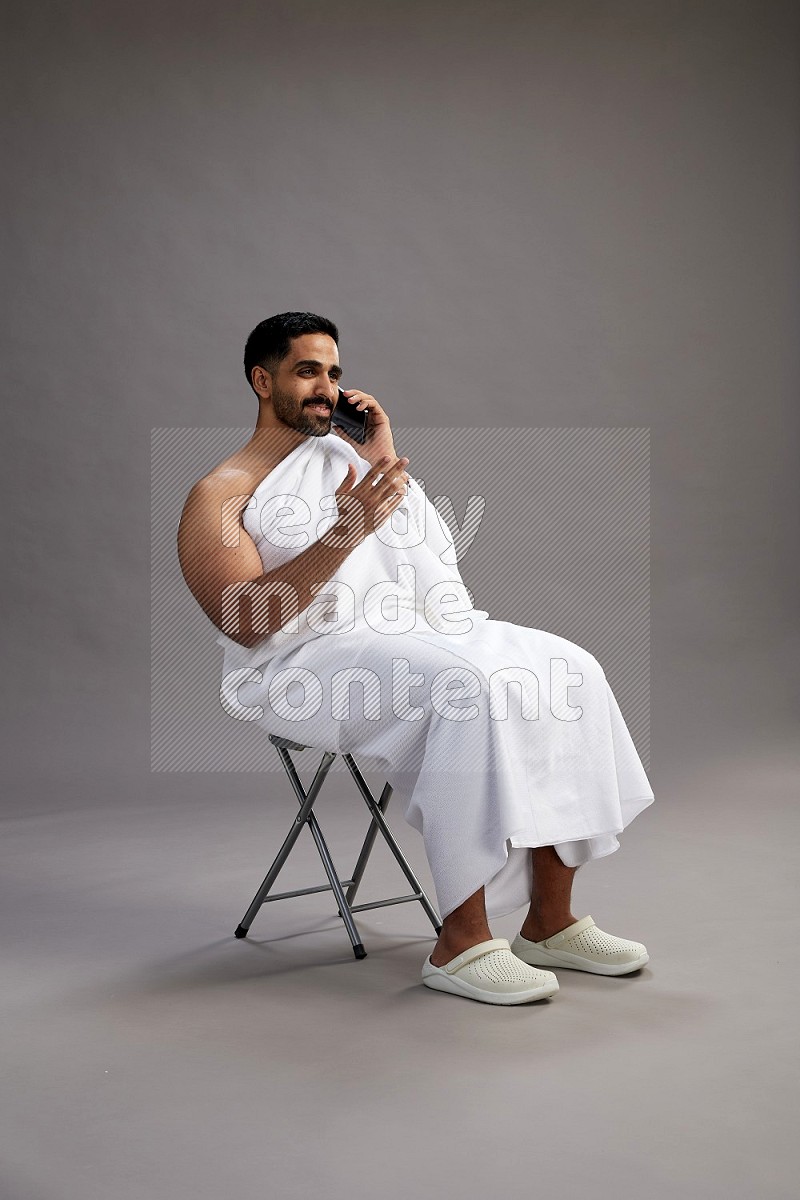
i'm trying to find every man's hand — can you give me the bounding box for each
[324,456,410,548]
[333,389,397,466]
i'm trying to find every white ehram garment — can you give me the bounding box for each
[215,433,655,920]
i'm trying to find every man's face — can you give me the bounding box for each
[268,333,343,438]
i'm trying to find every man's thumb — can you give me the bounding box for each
[337,463,356,493]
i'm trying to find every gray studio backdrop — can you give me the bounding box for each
[2,0,798,807]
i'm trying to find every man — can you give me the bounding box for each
[177,311,655,1006]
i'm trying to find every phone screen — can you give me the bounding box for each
[331,388,368,444]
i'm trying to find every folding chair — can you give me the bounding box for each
[234,734,442,959]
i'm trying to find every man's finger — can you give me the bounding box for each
[378,456,409,473]
[361,456,394,484]
[382,457,409,480]
[373,491,405,527]
[335,463,357,492]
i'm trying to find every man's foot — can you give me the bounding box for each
[430,911,498,966]
[422,939,559,1005]
[510,915,649,976]
[430,929,493,968]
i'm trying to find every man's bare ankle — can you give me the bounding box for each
[519,914,577,942]
[430,927,493,967]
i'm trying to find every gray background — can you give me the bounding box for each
[3,0,797,795]
[2,3,798,1199]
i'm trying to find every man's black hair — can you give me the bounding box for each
[244,312,339,394]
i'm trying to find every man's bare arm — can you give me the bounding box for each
[177,457,409,650]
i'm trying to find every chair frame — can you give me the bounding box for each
[234,735,442,959]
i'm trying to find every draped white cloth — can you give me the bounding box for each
[215,433,654,920]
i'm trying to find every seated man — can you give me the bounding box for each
[177,311,655,1006]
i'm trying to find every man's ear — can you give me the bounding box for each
[250,365,272,401]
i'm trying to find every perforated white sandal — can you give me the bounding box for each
[421,938,559,1005]
[510,916,649,976]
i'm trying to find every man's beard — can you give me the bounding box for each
[271,386,332,437]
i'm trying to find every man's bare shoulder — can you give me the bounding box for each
[186,449,275,508]
[190,463,253,501]
[179,457,260,547]
[178,454,269,568]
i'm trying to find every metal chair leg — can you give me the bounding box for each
[342,755,442,935]
[234,749,336,938]
[235,742,442,955]
[305,812,366,959]
[345,782,392,906]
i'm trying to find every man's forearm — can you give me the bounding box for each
[220,520,361,649]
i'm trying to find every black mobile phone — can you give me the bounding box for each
[331,387,369,445]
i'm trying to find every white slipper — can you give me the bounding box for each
[421,938,559,1005]
[510,916,649,976]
